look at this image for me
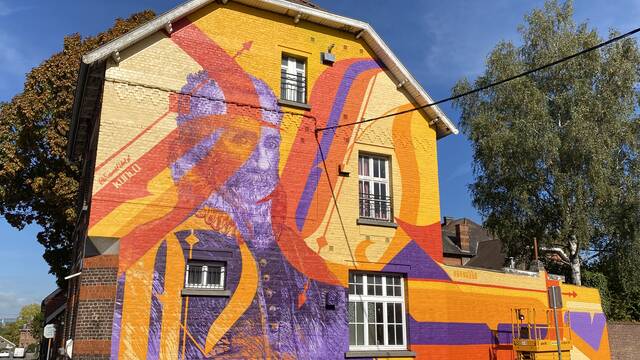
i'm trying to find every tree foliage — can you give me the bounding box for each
[29,309,44,344]
[0,11,155,285]
[453,0,640,293]
[0,304,42,345]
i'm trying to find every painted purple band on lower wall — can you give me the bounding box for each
[408,316,545,346]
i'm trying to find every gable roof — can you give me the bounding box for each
[70,0,457,158]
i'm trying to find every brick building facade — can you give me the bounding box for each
[64,0,612,359]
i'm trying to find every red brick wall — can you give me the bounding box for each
[74,255,118,360]
[609,322,640,360]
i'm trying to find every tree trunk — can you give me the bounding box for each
[568,235,581,286]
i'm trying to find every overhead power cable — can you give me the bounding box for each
[316,25,640,133]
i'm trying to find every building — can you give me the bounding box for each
[441,217,571,273]
[18,324,36,349]
[64,0,611,359]
[0,335,15,350]
[39,288,67,360]
[441,217,495,266]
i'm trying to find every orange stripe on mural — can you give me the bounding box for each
[271,61,381,285]
[392,107,443,261]
[204,241,258,353]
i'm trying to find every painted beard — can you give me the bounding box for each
[224,166,278,205]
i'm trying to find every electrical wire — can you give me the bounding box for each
[316,25,640,133]
[314,131,359,269]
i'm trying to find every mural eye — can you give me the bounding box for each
[232,132,255,147]
[264,136,280,150]
[233,135,249,145]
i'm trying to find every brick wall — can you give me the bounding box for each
[609,322,640,360]
[73,255,117,360]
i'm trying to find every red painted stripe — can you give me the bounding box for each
[413,277,577,297]
[171,19,261,117]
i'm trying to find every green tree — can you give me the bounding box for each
[0,322,19,345]
[0,11,155,285]
[29,309,44,344]
[453,0,640,286]
[0,304,42,345]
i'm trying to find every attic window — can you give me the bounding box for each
[281,54,307,104]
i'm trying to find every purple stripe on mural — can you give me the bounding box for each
[408,316,494,345]
[383,241,450,280]
[110,274,126,360]
[566,311,606,350]
[170,130,222,182]
[295,166,322,230]
[315,60,379,165]
[176,71,226,125]
[408,316,525,346]
[295,60,379,231]
[251,77,282,126]
[496,323,514,345]
[146,241,167,360]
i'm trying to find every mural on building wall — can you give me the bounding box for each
[87,5,611,360]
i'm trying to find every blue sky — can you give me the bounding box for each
[0,0,638,316]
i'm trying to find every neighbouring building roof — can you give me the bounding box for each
[465,239,506,270]
[69,0,457,159]
[0,335,15,348]
[41,288,67,324]
[441,217,493,257]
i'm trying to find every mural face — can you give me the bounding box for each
[88,3,611,360]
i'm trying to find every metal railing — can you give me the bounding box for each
[185,264,224,289]
[510,307,573,357]
[359,193,393,221]
[281,72,306,104]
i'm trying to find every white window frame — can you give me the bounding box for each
[281,54,307,103]
[184,261,226,290]
[348,272,407,351]
[358,154,392,221]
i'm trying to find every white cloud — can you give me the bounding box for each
[0,31,29,91]
[417,0,640,93]
[446,160,473,181]
[416,1,545,91]
[0,3,8,16]
[0,292,35,317]
[0,1,14,16]
[0,1,30,17]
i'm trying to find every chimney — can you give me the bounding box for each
[456,220,470,252]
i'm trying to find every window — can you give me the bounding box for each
[348,272,407,351]
[281,55,306,103]
[359,154,392,221]
[184,261,225,290]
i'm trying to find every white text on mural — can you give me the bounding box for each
[112,163,142,190]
